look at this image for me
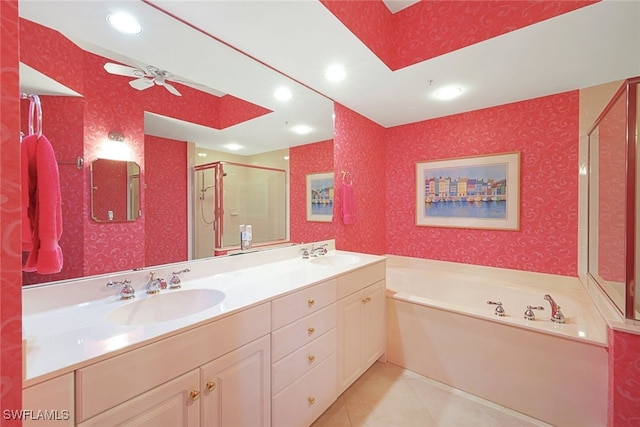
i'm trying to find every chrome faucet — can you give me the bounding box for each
[310,243,328,257]
[169,269,190,289]
[524,305,544,321]
[544,294,565,323]
[107,279,135,300]
[487,300,505,317]
[145,272,167,295]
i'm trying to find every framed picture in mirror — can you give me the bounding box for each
[306,172,334,222]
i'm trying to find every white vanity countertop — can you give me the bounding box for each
[22,244,385,386]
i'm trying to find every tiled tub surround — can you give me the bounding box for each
[385,255,608,427]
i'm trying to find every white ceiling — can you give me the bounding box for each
[19,0,640,155]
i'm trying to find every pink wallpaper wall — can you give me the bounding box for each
[321,0,597,70]
[144,135,188,266]
[333,103,386,255]
[91,159,128,221]
[609,327,640,426]
[290,139,335,243]
[0,0,22,422]
[384,92,579,276]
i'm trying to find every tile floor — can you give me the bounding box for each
[312,362,552,427]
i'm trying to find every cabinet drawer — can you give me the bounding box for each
[76,302,271,422]
[337,261,385,299]
[272,279,336,330]
[272,328,336,395]
[271,304,336,362]
[272,353,337,427]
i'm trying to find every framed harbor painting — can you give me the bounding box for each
[307,172,334,222]
[416,152,520,230]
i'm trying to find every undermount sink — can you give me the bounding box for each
[310,254,361,266]
[107,289,225,326]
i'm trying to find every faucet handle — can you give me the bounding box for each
[487,300,505,317]
[524,305,544,321]
[169,269,191,289]
[300,247,310,259]
[106,279,135,300]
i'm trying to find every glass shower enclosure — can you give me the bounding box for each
[194,161,287,257]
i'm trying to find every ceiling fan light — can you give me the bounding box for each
[325,64,346,82]
[274,87,292,101]
[107,12,142,35]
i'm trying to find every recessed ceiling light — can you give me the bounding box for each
[274,87,292,101]
[434,86,463,100]
[107,12,142,35]
[292,125,313,135]
[325,64,346,82]
[224,143,242,151]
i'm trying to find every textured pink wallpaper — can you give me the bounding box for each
[0,0,23,420]
[144,135,188,266]
[290,139,335,243]
[321,0,597,70]
[333,103,386,255]
[609,327,640,427]
[385,92,579,276]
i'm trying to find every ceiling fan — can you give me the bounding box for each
[103,62,184,96]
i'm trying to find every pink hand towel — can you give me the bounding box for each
[342,183,357,225]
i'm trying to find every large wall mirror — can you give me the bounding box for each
[19,1,334,286]
[588,77,639,321]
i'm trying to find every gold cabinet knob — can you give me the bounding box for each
[189,390,201,401]
[206,381,216,392]
[362,296,372,303]
[366,296,371,302]
[308,355,316,363]
[308,299,315,307]
[307,327,315,335]
[308,396,315,405]
[361,298,367,303]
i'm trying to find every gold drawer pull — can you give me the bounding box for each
[307,327,315,335]
[189,390,200,401]
[206,381,216,392]
[366,296,371,302]
[361,297,367,303]
[362,296,372,303]
[308,396,315,405]
[308,299,315,307]
[308,355,316,363]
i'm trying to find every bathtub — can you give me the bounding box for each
[384,256,608,427]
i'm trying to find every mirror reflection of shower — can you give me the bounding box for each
[193,161,287,259]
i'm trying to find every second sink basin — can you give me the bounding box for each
[107,289,225,326]
[310,254,361,266]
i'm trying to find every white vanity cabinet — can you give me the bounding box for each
[271,279,338,427]
[22,372,74,427]
[337,262,386,394]
[200,335,270,427]
[75,303,271,426]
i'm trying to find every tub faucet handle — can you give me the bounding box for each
[524,305,544,321]
[544,294,565,323]
[487,300,505,317]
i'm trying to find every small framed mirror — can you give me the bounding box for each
[90,158,141,222]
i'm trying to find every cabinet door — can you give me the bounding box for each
[77,370,199,427]
[337,291,364,394]
[200,335,270,427]
[23,373,74,427]
[362,280,386,368]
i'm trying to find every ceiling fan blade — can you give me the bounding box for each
[104,62,145,78]
[129,77,154,90]
[163,82,182,97]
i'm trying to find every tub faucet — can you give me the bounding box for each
[145,272,167,295]
[544,294,565,323]
[487,300,505,317]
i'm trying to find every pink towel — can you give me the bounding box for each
[21,134,64,274]
[342,183,357,225]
